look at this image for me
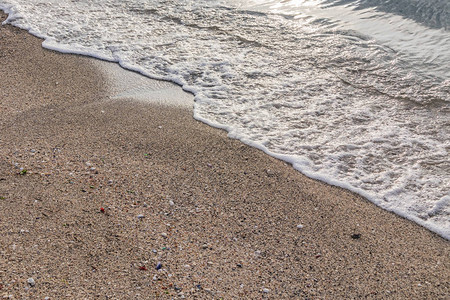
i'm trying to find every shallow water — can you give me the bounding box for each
[1,0,449,239]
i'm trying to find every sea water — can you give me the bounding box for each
[1,0,449,239]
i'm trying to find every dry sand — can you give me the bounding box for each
[0,11,449,299]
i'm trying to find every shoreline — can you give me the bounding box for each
[1,10,449,299]
[2,6,448,240]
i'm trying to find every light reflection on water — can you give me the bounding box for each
[239,0,450,81]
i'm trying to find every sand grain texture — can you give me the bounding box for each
[0,11,449,299]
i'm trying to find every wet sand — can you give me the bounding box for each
[0,11,448,299]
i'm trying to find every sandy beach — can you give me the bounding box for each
[0,11,448,299]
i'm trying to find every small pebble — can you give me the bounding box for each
[156,262,162,270]
[161,232,167,238]
[266,169,275,176]
[137,214,145,219]
[262,288,270,293]
[27,278,35,287]
[152,275,158,281]
[169,200,175,206]
[296,224,304,229]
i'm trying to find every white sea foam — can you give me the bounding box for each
[1,0,448,239]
